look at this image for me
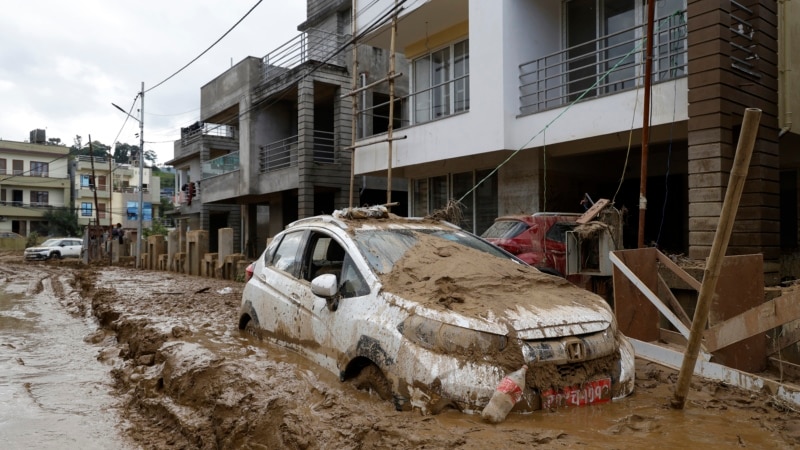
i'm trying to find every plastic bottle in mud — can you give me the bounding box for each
[481,365,528,423]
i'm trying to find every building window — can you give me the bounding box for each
[80,174,93,188]
[0,159,6,175]
[81,202,93,217]
[412,39,470,124]
[30,161,49,177]
[411,170,497,234]
[98,203,107,219]
[30,191,49,207]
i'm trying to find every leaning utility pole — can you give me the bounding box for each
[638,0,656,249]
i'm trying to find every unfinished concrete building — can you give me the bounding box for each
[168,0,401,257]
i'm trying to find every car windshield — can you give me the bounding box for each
[40,239,62,247]
[481,220,528,239]
[353,227,517,274]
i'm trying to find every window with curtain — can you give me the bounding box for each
[81,202,93,217]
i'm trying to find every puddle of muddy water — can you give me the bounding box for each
[0,280,133,449]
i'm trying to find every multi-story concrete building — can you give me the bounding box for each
[0,132,70,236]
[73,155,161,230]
[168,0,401,257]
[351,0,800,284]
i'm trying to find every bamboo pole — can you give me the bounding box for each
[670,107,762,409]
[348,5,358,209]
[386,0,398,208]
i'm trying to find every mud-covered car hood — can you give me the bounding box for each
[387,289,612,340]
[376,230,615,341]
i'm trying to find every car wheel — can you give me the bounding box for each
[49,252,62,260]
[242,320,263,340]
[349,363,392,402]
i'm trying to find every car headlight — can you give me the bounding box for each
[399,315,507,355]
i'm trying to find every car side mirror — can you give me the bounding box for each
[311,274,340,311]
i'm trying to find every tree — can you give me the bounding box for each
[113,142,141,165]
[144,149,158,166]
[42,207,81,237]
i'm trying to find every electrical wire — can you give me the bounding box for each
[145,0,265,93]
[655,65,679,246]
[457,9,683,208]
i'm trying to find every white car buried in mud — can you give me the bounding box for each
[238,208,634,415]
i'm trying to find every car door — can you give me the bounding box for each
[251,230,308,338]
[64,239,82,257]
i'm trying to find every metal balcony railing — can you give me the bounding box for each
[258,130,338,173]
[262,28,347,85]
[313,131,336,163]
[180,122,237,146]
[729,1,759,78]
[519,10,687,115]
[259,136,297,172]
[202,151,239,179]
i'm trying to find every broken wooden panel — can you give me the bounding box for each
[706,254,766,373]
[611,248,660,341]
[706,289,800,353]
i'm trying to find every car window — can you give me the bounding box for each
[340,254,369,298]
[269,231,304,275]
[545,222,577,243]
[481,220,528,239]
[353,228,518,274]
[263,235,282,265]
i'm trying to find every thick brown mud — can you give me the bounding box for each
[2,254,800,449]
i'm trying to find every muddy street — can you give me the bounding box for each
[1,256,799,449]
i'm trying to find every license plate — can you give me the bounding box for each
[540,378,611,409]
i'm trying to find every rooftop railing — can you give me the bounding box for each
[262,28,347,85]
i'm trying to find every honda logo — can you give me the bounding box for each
[566,340,585,361]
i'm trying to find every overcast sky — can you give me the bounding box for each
[0,0,306,165]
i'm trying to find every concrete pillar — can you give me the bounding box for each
[147,235,167,271]
[297,77,315,219]
[686,0,780,284]
[167,229,179,270]
[217,227,234,275]
[186,230,209,276]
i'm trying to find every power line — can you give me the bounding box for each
[145,0,265,93]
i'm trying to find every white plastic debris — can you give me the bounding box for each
[216,287,233,295]
[481,365,527,423]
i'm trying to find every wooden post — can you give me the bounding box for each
[671,108,762,409]
[386,0,398,208]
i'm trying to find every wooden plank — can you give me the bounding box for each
[577,198,610,224]
[655,251,702,291]
[660,328,688,347]
[767,325,800,356]
[611,249,660,341]
[657,274,693,328]
[703,290,800,352]
[610,251,690,338]
[768,357,800,380]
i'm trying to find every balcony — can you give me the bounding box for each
[519,10,687,115]
[175,122,238,160]
[202,151,239,179]
[258,131,337,173]
[259,28,347,91]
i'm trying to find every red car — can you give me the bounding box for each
[481,213,581,276]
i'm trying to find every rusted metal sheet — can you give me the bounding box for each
[611,248,660,341]
[707,254,766,373]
